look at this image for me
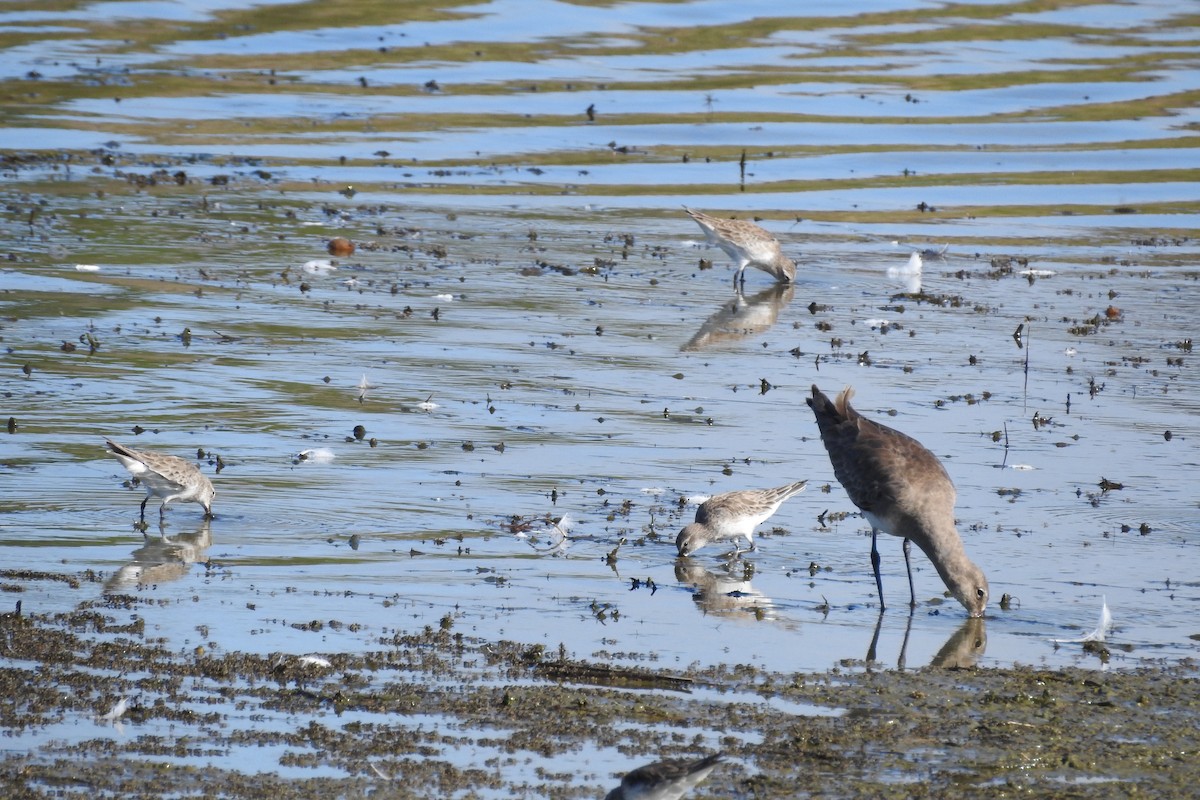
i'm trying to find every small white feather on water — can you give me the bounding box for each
[1018,268,1056,277]
[296,448,336,463]
[98,696,128,722]
[357,374,374,401]
[297,655,332,668]
[886,252,922,292]
[75,264,101,272]
[524,514,572,554]
[433,293,454,301]
[1051,596,1113,644]
[886,251,923,276]
[417,395,439,411]
[301,259,336,274]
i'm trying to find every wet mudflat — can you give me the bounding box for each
[1,0,1198,796]
[3,583,1199,798]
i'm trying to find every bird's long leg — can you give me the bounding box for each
[871,527,886,611]
[734,258,751,288]
[903,537,916,609]
[139,497,149,521]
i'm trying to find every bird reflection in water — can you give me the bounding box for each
[675,557,776,622]
[105,520,212,592]
[867,614,987,670]
[681,284,794,351]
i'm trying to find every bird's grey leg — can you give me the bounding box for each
[871,527,886,611]
[735,259,750,288]
[139,497,149,521]
[903,537,916,608]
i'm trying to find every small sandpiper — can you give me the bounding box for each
[605,752,724,800]
[105,438,215,520]
[806,385,988,617]
[684,206,797,287]
[676,480,807,557]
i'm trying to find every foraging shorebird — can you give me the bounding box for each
[676,480,808,557]
[806,386,988,617]
[605,752,724,800]
[105,439,215,520]
[684,207,796,287]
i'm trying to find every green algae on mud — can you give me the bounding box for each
[1,571,1197,798]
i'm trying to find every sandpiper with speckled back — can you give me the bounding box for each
[684,206,797,287]
[676,480,807,557]
[105,438,215,520]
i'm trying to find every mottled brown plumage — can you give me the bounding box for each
[806,385,988,617]
[105,438,215,520]
[684,207,797,287]
[676,480,807,556]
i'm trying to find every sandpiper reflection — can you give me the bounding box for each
[929,616,987,668]
[867,614,987,670]
[682,284,794,351]
[675,557,775,621]
[105,520,212,592]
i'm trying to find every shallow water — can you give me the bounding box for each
[1,0,1198,792]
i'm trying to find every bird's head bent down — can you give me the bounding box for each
[675,523,707,557]
[945,560,989,618]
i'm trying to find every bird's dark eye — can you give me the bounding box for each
[976,588,985,599]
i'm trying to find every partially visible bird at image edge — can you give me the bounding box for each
[605,752,724,800]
